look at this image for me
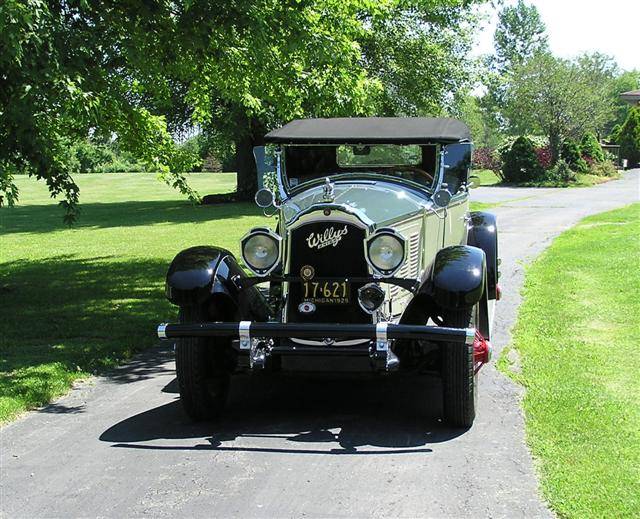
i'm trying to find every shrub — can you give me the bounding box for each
[71,140,115,173]
[535,146,552,170]
[472,147,502,172]
[497,135,548,157]
[580,132,605,162]
[588,160,618,177]
[561,139,588,173]
[619,106,640,167]
[95,157,148,173]
[547,159,576,183]
[608,124,622,144]
[501,136,543,183]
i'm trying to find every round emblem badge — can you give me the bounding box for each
[300,265,315,280]
[298,301,316,314]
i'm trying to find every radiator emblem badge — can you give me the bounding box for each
[306,225,349,250]
[301,265,315,280]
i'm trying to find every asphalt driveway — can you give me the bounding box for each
[1,170,638,518]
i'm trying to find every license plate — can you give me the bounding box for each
[302,280,350,305]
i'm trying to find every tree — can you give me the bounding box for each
[1,0,489,212]
[606,70,640,136]
[492,0,548,74]
[482,0,548,134]
[619,107,640,167]
[198,1,487,198]
[360,4,479,117]
[504,53,615,163]
[0,0,201,220]
[458,95,503,148]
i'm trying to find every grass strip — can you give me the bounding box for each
[500,203,639,518]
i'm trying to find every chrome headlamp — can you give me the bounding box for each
[365,228,406,277]
[241,228,281,276]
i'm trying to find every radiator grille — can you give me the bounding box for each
[285,221,370,324]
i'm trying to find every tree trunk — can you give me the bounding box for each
[235,115,265,201]
[549,128,561,165]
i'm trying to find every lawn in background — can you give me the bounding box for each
[500,204,639,518]
[0,173,267,423]
[471,169,501,186]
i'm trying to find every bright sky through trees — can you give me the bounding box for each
[475,0,639,70]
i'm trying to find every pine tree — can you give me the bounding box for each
[580,132,605,162]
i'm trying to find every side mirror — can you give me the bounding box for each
[255,188,275,208]
[433,188,452,208]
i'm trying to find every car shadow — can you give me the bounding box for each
[100,373,466,455]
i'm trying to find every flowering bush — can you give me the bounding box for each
[472,147,502,172]
[535,146,552,170]
[498,135,548,157]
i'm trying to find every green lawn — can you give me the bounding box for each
[0,173,268,423]
[500,204,640,518]
[471,169,502,186]
[471,168,620,188]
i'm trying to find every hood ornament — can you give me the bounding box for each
[322,177,335,202]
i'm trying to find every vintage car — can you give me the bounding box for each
[157,117,499,428]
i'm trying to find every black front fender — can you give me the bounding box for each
[430,245,487,310]
[165,246,269,320]
[467,211,499,300]
[400,245,491,338]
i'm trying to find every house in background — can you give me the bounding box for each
[620,90,640,106]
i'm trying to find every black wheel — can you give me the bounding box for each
[439,306,477,428]
[175,304,230,421]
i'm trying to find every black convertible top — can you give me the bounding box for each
[264,117,471,144]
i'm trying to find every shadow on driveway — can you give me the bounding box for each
[100,373,466,455]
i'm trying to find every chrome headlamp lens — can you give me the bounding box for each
[366,230,406,276]
[241,228,281,275]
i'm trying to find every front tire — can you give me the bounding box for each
[175,305,230,421]
[439,306,477,428]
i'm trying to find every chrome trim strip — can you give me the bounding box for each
[286,203,374,230]
[275,148,289,203]
[465,327,476,345]
[290,337,370,346]
[157,324,167,340]
[239,321,252,350]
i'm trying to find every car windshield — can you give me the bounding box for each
[283,144,439,191]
